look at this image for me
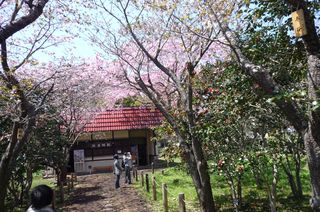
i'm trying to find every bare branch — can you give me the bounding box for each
[154,10,174,59]
[118,2,181,88]
[35,83,54,113]
[14,20,57,70]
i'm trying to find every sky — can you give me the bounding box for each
[30,1,319,64]
[26,1,105,63]
[32,36,98,62]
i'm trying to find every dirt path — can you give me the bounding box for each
[62,173,151,212]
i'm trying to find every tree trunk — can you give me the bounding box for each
[281,153,303,199]
[224,170,241,211]
[294,136,303,199]
[227,175,239,212]
[186,66,215,212]
[250,163,263,189]
[288,148,303,199]
[285,170,299,198]
[229,182,239,212]
[0,158,13,211]
[268,161,278,212]
[286,2,320,208]
[304,52,320,211]
[23,164,34,205]
[0,123,20,212]
[0,115,35,211]
[188,161,215,212]
[304,130,320,211]
[58,180,64,204]
[237,174,242,207]
[58,166,68,185]
[295,164,303,199]
[304,31,320,209]
[55,168,65,204]
[183,139,216,212]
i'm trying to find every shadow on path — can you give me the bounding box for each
[62,173,151,212]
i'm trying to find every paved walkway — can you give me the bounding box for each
[62,173,151,212]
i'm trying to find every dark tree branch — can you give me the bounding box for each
[210,8,308,133]
[0,0,49,43]
[35,83,54,113]
[0,0,6,7]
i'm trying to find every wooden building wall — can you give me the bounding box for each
[69,129,155,173]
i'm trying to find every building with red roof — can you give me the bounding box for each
[70,107,163,173]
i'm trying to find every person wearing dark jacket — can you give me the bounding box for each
[113,154,123,189]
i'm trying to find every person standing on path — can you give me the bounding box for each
[113,154,123,189]
[124,152,132,184]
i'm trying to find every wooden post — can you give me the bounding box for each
[52,190,56,210]
[135,168,138,182]
[71,173,77,182]
[132,166,136,178]
[151,162,154,174]
[152,176,157,201]
[178,193,186,212]
[59,182,64,203]
[71,175,74,189]
[146,174,150,192]
[141,171,144,187]
[162,183,168,212]
[67,177,71,193]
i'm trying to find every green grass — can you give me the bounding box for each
[32,171,56,189]
[135,164,312,212]
[135,167,200,212]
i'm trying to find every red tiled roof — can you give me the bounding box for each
[83,107,163,132]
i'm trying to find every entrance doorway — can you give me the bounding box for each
[138,144,147,165]
[73,149,85,172]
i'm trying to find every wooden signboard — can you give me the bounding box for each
[114,130,129,139]
[291,9,307,37]
[92,131,112,140]
[77,133,91,141]
[17,128,24,140]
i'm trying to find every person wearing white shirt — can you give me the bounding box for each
[124,152,132,184]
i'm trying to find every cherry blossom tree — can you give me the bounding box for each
[46,58,136,181]
[21,56,139,202]
[84,1,232,211]
[0,1,74,210]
